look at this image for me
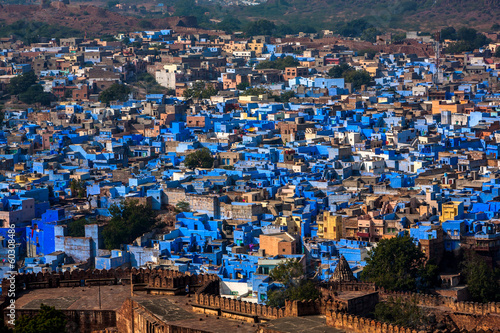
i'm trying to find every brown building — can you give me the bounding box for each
[276,117,316,142]
[72,84,92,102]
[259,232,297,256]
[216,151,243,167]
[416,224,444,266]
[283,66,308,81]
[186,116,206,128]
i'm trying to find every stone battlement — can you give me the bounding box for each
[193,279,325,322]
[194,292,286,321]
[321,281,500,317]
[326,310,420,333]
[1,268,218,298]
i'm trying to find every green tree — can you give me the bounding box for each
[184,148,214,169]
[374,296,431,330]
[216,17,242,33]
[269,258,303,283]
[361,235,432,292]
[446,41,474,54]
[7,71,37,95]
[457,27,478,42]
[336,19,372,38]
[15,304,66,333]
[99,83,131,105]
[392,32,407,43]
[445,28,491,53]
[236,82,250,90]
[133,72,165,95]
[183,81,218,100]
[244,19,276,36]
[66,218,90,237]
[139,20,154,29]
[102,200,157,250]
[100,35,117,42]
[275,90,295,103]
[360,27,381,43]
[343,70,372,90]
[461,250,500,303]
[328,63,353,78]
[69,179,86,198]
[440,27,457,41]
[175,201,191,213]
[19,85,55,106]
[358,49,377,60]
[328,64,372,89]
[266,259,320,308]
[0,21,81,44]
[255,56,299,70]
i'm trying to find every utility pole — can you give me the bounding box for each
[434,31,441,86]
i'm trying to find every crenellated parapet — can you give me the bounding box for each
[1,268,218,298]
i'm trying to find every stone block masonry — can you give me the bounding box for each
[14,309,116,333]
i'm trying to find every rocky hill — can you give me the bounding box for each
[0,3,197,37]
[226,0,500,31]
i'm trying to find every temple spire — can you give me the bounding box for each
[330,255,356,282]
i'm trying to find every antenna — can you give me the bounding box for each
[434,31,441,86]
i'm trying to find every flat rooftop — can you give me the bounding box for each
[261,315,345,333]
[335,290,377,301]
[132,295,258,333]
[15,285,130,311]
[14,288,344,332]
[15,288,259,333]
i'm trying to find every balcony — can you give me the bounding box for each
[357,232,370,238]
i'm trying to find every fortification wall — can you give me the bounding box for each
[194,292,286,320]
[194,280,335,321]
[445,312,500,332]
[12,309,115,333]
[321,281,500,317]
[326,311,420,333]
[1,268,218,299]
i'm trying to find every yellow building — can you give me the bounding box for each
[275,216,301,234]
[317,211,342,240]
[247,38,266,56]
[431,100,473,115]
[238,94,270,105]
[439,201,464,223]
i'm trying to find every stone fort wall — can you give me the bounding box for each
[14,309,116,333]
[1,268,218,297]
[321,281,500,316]
[2,272,500,333]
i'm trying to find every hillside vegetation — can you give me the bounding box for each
[1,0,499,37]
[172,0,500,34]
